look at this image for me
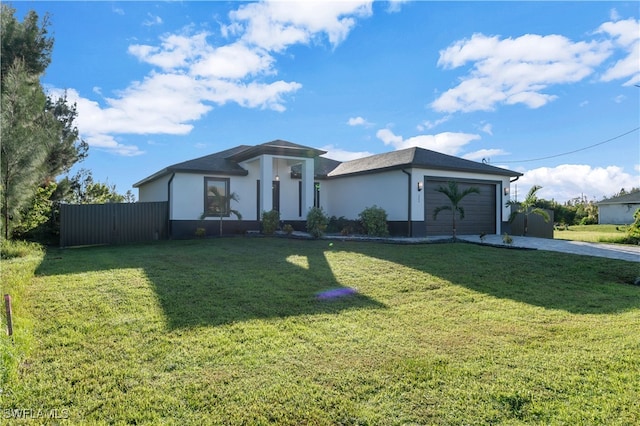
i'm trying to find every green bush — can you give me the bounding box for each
[282,224,294,235]
[358,205,389,237]
[625,208,640,244]
[327,216,360,235]
[306,207,328,238]
[261,210,280,235]
[579,215,598,226]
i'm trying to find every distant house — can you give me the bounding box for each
[597,192,640,225]
[134,140,522,238]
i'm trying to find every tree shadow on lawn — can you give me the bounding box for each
[35,239,387,328]
[332,240,640,315]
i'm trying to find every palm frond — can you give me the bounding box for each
[433,205,451,220]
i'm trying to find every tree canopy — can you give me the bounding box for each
[1,5,89,240]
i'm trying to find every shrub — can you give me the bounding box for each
[306,207,328,238]
[195,228,206,238]
[327,216,360,235]
[625,208,640,244]
[283,224,294,235]
[579,215,598,226]
[261,210,280,235]
[358,205,389,237]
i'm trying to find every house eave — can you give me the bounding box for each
[133,167,249,188]
[326,163,523,179]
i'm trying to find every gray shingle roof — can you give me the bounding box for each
[227,139,326,162]
[134,142,521,188]
[133,145,251,187]
[327,146,521,178]
[597,191,640,205]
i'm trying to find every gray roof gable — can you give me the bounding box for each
[327,146,521,178]
[597,191,640,205]
[133,145,250,187]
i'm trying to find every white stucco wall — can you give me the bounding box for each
[137,174,170,202]
[170,173,257,221]
[136,159,515,231]
[598,203,639,224]
[321,168,512,226]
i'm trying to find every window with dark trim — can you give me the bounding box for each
[204,177,231,217]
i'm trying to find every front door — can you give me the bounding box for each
[272,180,280,212]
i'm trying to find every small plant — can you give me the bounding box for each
[503,232,513,245]
[261,210,280,235]
[306,207,328,238]
[195,227,206,238]
[283,224,294,236]
[479,232,487,243]
[358,205,389,237]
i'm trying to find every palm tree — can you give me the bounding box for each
[506,184,549,236]
[432,181,480,240]
[204,186,242,236]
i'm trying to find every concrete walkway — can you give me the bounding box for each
[455,234,640,262]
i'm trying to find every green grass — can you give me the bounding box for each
[2,238,639,424]
[555,224,632,244]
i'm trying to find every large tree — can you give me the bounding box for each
[1,61,55,239]
[1,4,53,88]
[1,5,88,240]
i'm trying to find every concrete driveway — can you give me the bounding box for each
[456,234,640,263]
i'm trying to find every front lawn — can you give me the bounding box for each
[554,224,631,244]
[3,238,639,424]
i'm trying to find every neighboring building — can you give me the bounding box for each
[597,192,640,224]
[133,140,522,238]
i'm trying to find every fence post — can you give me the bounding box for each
[4,294,13,336]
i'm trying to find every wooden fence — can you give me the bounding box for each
[60,202,168,247]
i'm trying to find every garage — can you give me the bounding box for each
[424,179,497,236]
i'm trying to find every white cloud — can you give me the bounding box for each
[479,122,493,135]
[321,145,373,161]
[347,116,372,126]
[387,0,409,13]
[129,32,211,70]
[376,128,481,155]
[516,164,639,202]
[228,0,373,51]
[61,1,373,156]
[418,115,451,131]
[463,148,508,162]
[84,134,144,157]
[432,32,612,113]
[143,13,163,27]
[597,18,640,86]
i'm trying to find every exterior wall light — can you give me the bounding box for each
[504,187,510,196]
[417,181,423,192]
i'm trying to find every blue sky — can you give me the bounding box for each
[13,1,640,202]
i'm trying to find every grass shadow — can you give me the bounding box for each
[330,240,640,315]
[36,238,386,328]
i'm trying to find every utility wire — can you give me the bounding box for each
[500,127,640,164]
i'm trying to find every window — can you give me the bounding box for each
[204,177,231,217]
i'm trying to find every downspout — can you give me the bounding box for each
[402,169,412,237]
[167,173,175,239]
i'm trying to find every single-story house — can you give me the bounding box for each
[133,140,522,238]
[597,192,640,224]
